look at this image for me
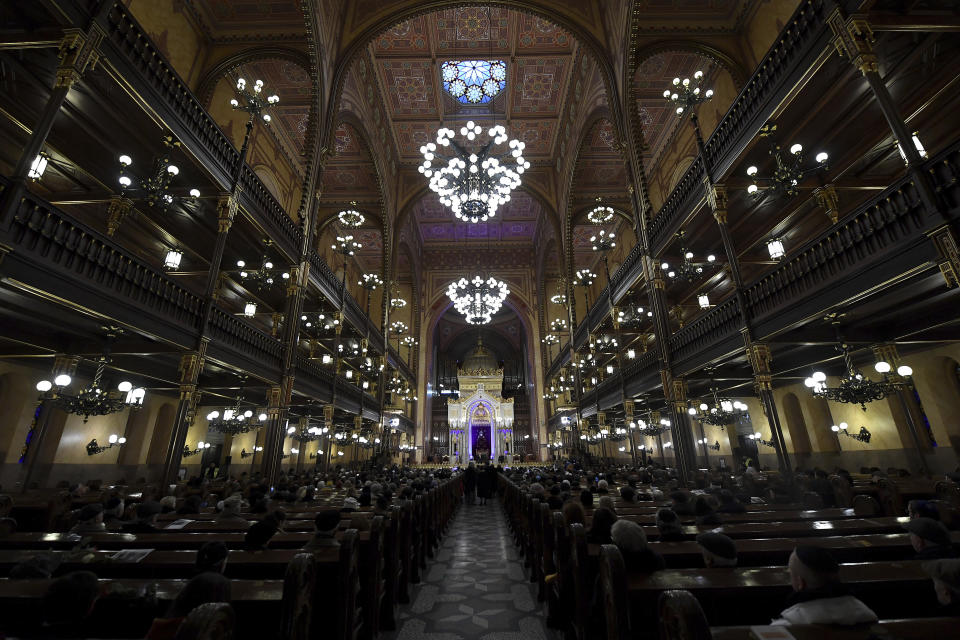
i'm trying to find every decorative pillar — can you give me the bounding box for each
[260,380,292,483]
[745,339,790,473]
[0,25,105,222]
[161,348,205,487]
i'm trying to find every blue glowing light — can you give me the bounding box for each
[441,60,506,104]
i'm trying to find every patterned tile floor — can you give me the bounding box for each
[382,500,558,640]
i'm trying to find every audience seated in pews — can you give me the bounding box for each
[69,503,105,534]
[123,500,162,533]
[303,509,342,551]
[772,545,878,626]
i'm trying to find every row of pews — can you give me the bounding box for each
[0,479,462,639]
[499,473,960,640]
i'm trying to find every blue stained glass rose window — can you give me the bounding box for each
[441,60,506,104]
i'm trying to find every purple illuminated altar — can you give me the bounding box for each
[468,401,493,461]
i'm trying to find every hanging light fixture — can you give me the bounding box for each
[698,294,711,309]
[587,199,615,224]
[36,331,145,422]
[446,275,509,325]
[748,431,776,448]
[332,235,361,256]
[230,77,279,123]
[359,273,383,290]
[804,342,912,410]
[27,152,50,181]
[746,124,828,199]
[896,132,927,164]
[337,202,365,228]
[419,121,528,223]
[766,238,786,261]
[237,241,288,292]
[207,404,268,435]
[590,230,616,253]
[688,387,748,427]
[163,249,183,271]
[117,136,200,209]
[549,318,567,332]
[243,302,257,317]
[831,422,872,443]
[664,69,714,117]
[661,231,716,282]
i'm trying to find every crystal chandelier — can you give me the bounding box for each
[446,275,509,325]
[661,232,715,282]
[804,342,912,411]
[36,332,145,422]
[688,388,748,427]
[419,122,528,223]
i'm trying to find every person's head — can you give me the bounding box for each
[619,486,636,503]
[590,507,617,542]
[179,495,202,514]
[135,500,162,525]
[169,572,232,618]
[696,533,737,567]
[159,495,177,512]
[563,500,585,526]
[579,489,594,509]
[694,495,716,517]
[908,500,939,521]
[598,495,616,513]
[905,517,951,551]
[342,497,360,512]
[788,546,840,592]
[244,517,279,550]
[314,509,341,535]
[530,483,545,498]
[669,491,689,506]
[597,479,609,493]
[655,509,682,536]
[611,520,648,553]
[196,542,229,574]
[0,494,13,517]
[77,503,103,524]
[923,559,960,606]
[103,496,124,519]
[42,571,100,626]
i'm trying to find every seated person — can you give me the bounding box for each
[159,495,177,513]
[619,486,637,503]
[905,517,956,560]
[122,500,163,533]
[177,495,202,515]
[655,508,686,542]
[693,495,722,526]
[102,496,125,526]
[579,489,594,510]
[196,541,229,575]
[37,571,100,636]
[716,490,747,513]
[598,495,617,514]
[244,515,280,551]
[341,496,360,513]
[69,503,106,534]
[146,572,232,640]
[771,545,877,626]
[908,499,940,520]
[669,491,694,515]
[215,495,249,526]
[611,520,664,573]
[303,509,342,551]
[696,532,737,567]
[587,506,617,545]
[563,501,586,526]
[923,558,960,616]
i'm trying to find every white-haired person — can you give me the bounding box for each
[610,520,665,573]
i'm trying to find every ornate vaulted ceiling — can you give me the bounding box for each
[368,8,577,165]
[185,0,307,41]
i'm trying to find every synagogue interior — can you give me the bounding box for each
[0,0,959,638]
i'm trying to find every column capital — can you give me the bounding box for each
[813,184,840,224]
[217,194,238,232]
[929,226,960,288]
[753,374,773,394]
[52,354,81,377]
[745,339,773,375]
[828,11,879,76]
[55,27,103,89]
[178,346,206,385]
[705,180,728,224]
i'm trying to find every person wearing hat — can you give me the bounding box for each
[771,545,877,626]
[923,558,960,615]
[303,509,342,552]
[341,496,360,513]
[905,517,956,560]
[696,532,737,567]
[122,500,162,533]
[655,509,686,542]
[69,503,106,534]
[196,541,229,575]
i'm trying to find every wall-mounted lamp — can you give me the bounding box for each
[86,434,126,456]
[240,446,263,459]
[831,422,871,443]
[183,441,211,457]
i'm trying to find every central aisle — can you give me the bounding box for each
[384,500,555,640]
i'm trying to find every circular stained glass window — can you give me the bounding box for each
[441,60,507,104]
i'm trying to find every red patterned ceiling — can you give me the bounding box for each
[320,123,379,196]
[366,7,578,162]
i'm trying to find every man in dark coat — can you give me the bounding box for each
[463,462,478,505]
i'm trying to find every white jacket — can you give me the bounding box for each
[771,595,878,626]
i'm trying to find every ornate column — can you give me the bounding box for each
[0,23,106,222]
[745,339,790,473]
[161,349,205,486]
[105,196,134,236]
[259,381,291,483]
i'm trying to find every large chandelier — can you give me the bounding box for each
[117,136,200,209]
[206,380,267,435]
[661,232,715,282]
[419,122,528,223]
[804,343,912,411]
[746,124,828,199]
[237,242,288,292]
[446,275,509,325]
[36,332,145,422]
